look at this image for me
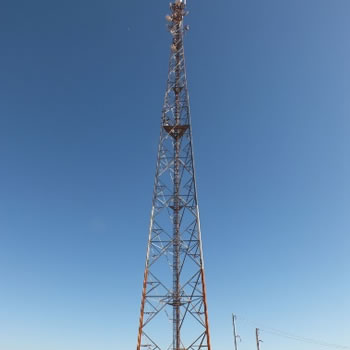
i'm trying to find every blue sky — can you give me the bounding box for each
[0,0,349,349]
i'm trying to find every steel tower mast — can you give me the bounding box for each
[137,1,211,349]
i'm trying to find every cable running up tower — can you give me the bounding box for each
[137,1,211,349]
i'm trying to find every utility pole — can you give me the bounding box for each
[232,314,238,350]
[256,328,262,350]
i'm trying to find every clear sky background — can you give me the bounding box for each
[0,0,349,350]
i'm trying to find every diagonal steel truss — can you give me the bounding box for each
[137,1,211,350]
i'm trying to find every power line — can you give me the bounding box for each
[235,314,350,350]
[260,328,350,350]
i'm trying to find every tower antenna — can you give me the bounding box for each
[136,1,212,350]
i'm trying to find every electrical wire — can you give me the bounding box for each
[235,314,350,350]
[260,328,350,350]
